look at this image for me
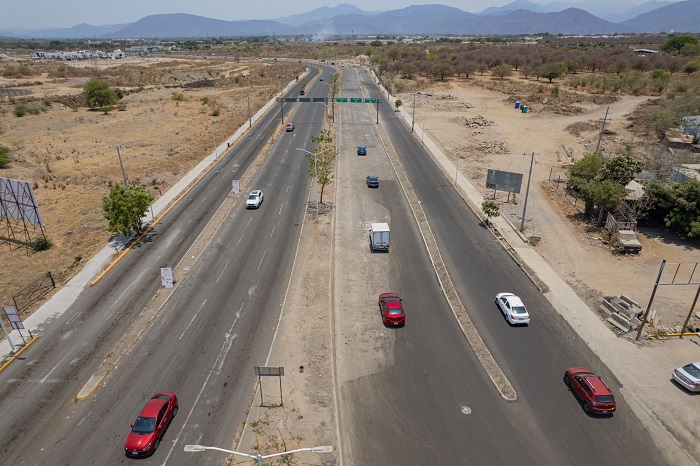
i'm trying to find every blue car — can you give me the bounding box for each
[357,145,367,155]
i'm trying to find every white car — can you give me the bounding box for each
[246,190,263,209]
[672,361,700,392]
[495,293,530,325]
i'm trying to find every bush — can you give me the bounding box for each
[211,108,220,116]
[171,92,185,101]
[0,146,11,168]
[14,105,27,117]
[30,236,52,251]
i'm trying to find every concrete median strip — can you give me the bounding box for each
[375,122,518,402]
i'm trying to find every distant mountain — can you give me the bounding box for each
[106,13,295,39]
[543,0,677,22]
[274,3,380,26]
[1,2,698,39]
[621,0,700,33]
[478,0,545,16]
[5,22,127,39]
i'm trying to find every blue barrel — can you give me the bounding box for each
[515,101,520,109]
[521,105,528,113]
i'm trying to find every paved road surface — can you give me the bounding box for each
[333,66,666,465]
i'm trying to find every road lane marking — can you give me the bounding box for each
[270,224,276,238]
[41,353,70,383]
[179,299,207,341]
[216,261,231,284]
[257,248,268,271]
[161,315,241,465]
[278,203,284,215]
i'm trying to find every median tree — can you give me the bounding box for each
[102,184,154,236]
[307,129,337,205]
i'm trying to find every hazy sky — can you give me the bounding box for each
[1,0,680,30]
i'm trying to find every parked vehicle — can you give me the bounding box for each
[378,292,405,326]
[672,361,700,392]
[124,392,178,456]
[357,145,367,155]
[366,176,379,188]
[616,230,642,253]
[370,223,390,251]
[564,368,616,414]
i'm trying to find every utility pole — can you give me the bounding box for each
[520,152,535,233]
[211,123,217,157]
[110,145,129,190]
[595,106,610,154]
[248,94,252,128]
[411,92,416,133]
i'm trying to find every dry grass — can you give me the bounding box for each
[0,57,304,317]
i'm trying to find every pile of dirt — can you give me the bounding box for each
[463,115,494,128]
[476,140,510,154]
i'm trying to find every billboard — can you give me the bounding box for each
[0,177,44,226]
[486,169,523,194]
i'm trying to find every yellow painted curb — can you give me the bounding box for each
[76,373,106,400]
[0,335,40,373]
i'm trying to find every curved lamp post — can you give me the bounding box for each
[184,444,333,466]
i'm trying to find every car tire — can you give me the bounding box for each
[583,402,590,413]
[172,405,179,417]
[564,374,570,386]
[154,438,161,451]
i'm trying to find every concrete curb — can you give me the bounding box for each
[0,335,40,373]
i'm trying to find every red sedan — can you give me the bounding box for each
[378,293,405,326]
[124,392,179,456]
[564,368,616,414]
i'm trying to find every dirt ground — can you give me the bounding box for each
[0,55,305,318]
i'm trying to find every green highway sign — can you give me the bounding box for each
[336,97,348,102]
[364,98,377,103]
[350,98,362,103]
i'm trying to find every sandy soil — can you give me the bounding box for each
[0,56,304,319]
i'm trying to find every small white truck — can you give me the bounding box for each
[370,223,390,251]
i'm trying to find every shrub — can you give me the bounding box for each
[30,236,52,251]
[0,146,11,168]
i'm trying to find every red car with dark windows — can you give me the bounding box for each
[378,293,405,326]
[564,368,616,414]
[124,392,179,456]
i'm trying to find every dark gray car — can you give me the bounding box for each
[366,176,379,188]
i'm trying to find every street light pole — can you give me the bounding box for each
[247,93,252,128]
[184,444,333,466]
[110,145,129,190]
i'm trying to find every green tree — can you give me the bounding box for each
[647,180,700,237]
[102,184,154,236]
[661,36,699,54]
[434,64,454,81]
[394,99,403,111]
[490,64,513,80]
[0,146,11,168]
[481,200,500,225]
[682,59,700,74]
[84,78,118,109]
[540,62,568,83]
[597,155,644,186]
[307,130,337,205]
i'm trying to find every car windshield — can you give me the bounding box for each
[595,395,614,403]
[387,308,403,315]
[682,363,700,378]
[511,305,528,315]
[132,417,156,434]
[619,233,636,240]
[248,193,258,199]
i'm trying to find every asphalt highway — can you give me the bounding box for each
[0,67,329,465]
[333,66,665,464]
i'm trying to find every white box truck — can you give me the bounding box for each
[370,223,390,251]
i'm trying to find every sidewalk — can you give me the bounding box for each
[383,86,699,465]
[0,75,305,364]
